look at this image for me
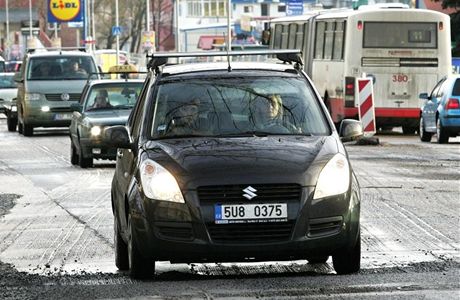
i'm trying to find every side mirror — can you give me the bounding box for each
[419,92,429,100]
[103,125,131,149]
[339,119,363,142]
[70,103,82,112]
[13,72,23,83]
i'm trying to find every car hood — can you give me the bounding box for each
[84,110,131,126]
[26,80,87,93]
[144,136,340,188]
[0,88,18,102]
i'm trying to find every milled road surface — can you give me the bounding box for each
[0,118,459,299]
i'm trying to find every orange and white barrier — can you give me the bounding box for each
[357,78,376,135]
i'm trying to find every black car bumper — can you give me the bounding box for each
[127,187,360,263]
[79,137,118,160]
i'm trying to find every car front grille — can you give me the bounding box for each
[207,221,295,244]
[45,93,81,101]
[198,183,302,205]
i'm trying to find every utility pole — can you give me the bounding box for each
[28,0,33,48]
[146,0,150,31]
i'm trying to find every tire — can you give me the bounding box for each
[307,256,329,264]
[332,232,361,275]
[23,124,33,136]
[7,117,17,132]
[18,121,23,134]
[436,118,449,144]
[114,216,129,271]
[78,153,93,168]
[70,142,79,165]
[128,214,155,279]
[419,116,432,142]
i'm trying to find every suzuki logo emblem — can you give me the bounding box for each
[242,186,257,200]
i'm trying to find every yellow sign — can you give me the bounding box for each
[108,64,138,73]
[49,0,81,22]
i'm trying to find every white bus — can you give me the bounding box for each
[270,5,452,133]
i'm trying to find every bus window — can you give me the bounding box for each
[324,22,335,60]
[363,22,437,49]
[296,23,306,50]
[333,21,345,60]
[314,22,326,59]
[281,25,289,49]
[274,24,283,49]
[288,24,297,49]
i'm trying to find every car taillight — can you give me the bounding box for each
[446,98,460,110]
[345,77,355,96]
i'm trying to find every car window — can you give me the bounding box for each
[430,79,444,98]
[131,77,152,139]
[27,56,97,80]
[150,74,330,138]
[84,83,143,111]
[452,78,460,96]
[0,74,17,88]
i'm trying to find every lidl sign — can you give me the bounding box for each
[48,0,83,23]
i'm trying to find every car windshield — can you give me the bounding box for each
[150,74,330,139]
[27,56,97,80]
[84,83,143,111]
[0,74,17,88]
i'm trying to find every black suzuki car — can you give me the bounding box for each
[105,51,363,278]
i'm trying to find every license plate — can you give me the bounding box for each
[54,113,72,120]
[215,203,287,224]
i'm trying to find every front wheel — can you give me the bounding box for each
[114,216,129,270]
[332,232,361,275]
[436,118,449,144]
[402,125,417,135]
[7,116,17,132]
[70,142,79,165]
[23,124,33,136]
[78,152,93,168]
[419,116,432,142]
[128,214,155,279]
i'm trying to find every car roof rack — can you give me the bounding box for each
[146,49,303,74]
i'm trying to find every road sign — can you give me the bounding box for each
[357,78,376,135]
[48,0,83,23]
[287,0,304,16]
[112,26,122,36]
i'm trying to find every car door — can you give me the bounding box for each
[70,84,89,146]
[114,75,152,233]
[423,79,445,131]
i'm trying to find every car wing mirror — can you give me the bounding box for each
[70,103,82,112]
[419,92,430,100]
[339,119,363,142]
[103,125,132,149]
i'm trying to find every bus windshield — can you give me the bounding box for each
[363,22,437,49]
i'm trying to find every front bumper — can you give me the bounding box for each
[23,107,73,127]
[128,186,360,262]
[79,137,118,159]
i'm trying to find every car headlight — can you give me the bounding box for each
[90,126,102,136]
[313,153,350,199]
[41,106,50,112]
[24,93,41,101]
[140,159,185,203]
[11,105,17,112]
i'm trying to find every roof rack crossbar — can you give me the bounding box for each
[146,49,303,72]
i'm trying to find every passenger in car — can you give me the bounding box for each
[166,98,207,136]
[89,89,112,109]
[251,94,291,133]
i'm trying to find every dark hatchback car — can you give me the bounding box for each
[105,51,363,278]
[69,79,144,167]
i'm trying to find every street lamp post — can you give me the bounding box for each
[115,0,120,65]
[5,0,9,59]
[28,0,33,48]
